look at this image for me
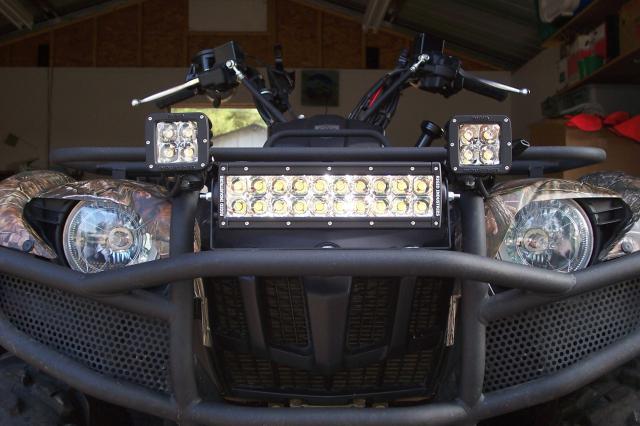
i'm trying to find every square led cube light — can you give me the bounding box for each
[145,112,210,171]
[447,115,512,174]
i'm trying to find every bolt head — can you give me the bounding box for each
[148,164,154,169]
[145,140,150,145]
[200,163,206,168]
[434,221,439,226]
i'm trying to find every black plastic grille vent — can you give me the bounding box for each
[211,277,249,340]
[223,350,435,393]
[0,273,171,393]
[485,278,640,393]
[410,278,447,339]
[264,277,309,348]
[346,277,395,351]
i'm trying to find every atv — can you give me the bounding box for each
[0,34,638,426]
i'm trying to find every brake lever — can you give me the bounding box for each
[458,69,530,96]
[130,78,200,107]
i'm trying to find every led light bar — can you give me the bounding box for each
[218,162,442,229]
[145,112,211,171]
[447,115,512,175]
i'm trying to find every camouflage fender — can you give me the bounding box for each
[0,170,74,258]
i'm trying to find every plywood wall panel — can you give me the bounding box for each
[53,20,95,66]
[96,6,140,67]
[365,30,411,69]
[276,0,321,68]
[141,0,188,67]
[322,13,362,69]
[9,33,50,66]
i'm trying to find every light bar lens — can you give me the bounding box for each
[224,175,434,218]
[458,123,500,166]
[155,121,199,164]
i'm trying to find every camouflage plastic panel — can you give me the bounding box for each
[0,170,74,259]
[485,178,620,258]
[580,172,640,260]
[40,179,172,259]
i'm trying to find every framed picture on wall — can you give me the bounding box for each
[301,70,339,107]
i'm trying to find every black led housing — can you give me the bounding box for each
[447,114,512,175]
[145,112,211,172]
[218,162,443,229]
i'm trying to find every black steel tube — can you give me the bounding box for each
[265,129,389,147]
[168,190,201,422]
[212,147,447,161]
[187,401,468,426]
[0,311,178,420]
[475,324,640,419]
[458,192,489,408]
[0,247,578,295]
[482,252,640,322]
[50,147,145,163]
[49,146,605,175]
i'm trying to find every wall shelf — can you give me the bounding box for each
[542,0,627,48]
[558,45,640,94]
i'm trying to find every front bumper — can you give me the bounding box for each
[0,194,640,425]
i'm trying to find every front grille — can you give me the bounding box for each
[346,277,395,351]
[264,277,309,348]
[485,278,640,393]
[0,273,171,393]
[209,276,451,399]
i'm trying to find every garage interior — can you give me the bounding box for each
[0,1,640,425]
[0,0,638,176]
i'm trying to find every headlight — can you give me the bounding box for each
[63,201,159,273]
[497,199,593,272]
[145,112,210,171]
[218,162,443,229]
[447,115,512,174]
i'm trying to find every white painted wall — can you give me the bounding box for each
[511,46,561,140]
[0,67,512,171]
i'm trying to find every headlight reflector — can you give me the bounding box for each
[63,201,159,273]
[497,199,593,272]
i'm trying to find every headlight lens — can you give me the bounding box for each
[497,199,593,272]
[63,201,159,273]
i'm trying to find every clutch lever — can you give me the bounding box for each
[458,69,530,96]
[131,78,200,107]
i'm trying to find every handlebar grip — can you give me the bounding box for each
[461,74,508,102]
[155,88,198,109]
